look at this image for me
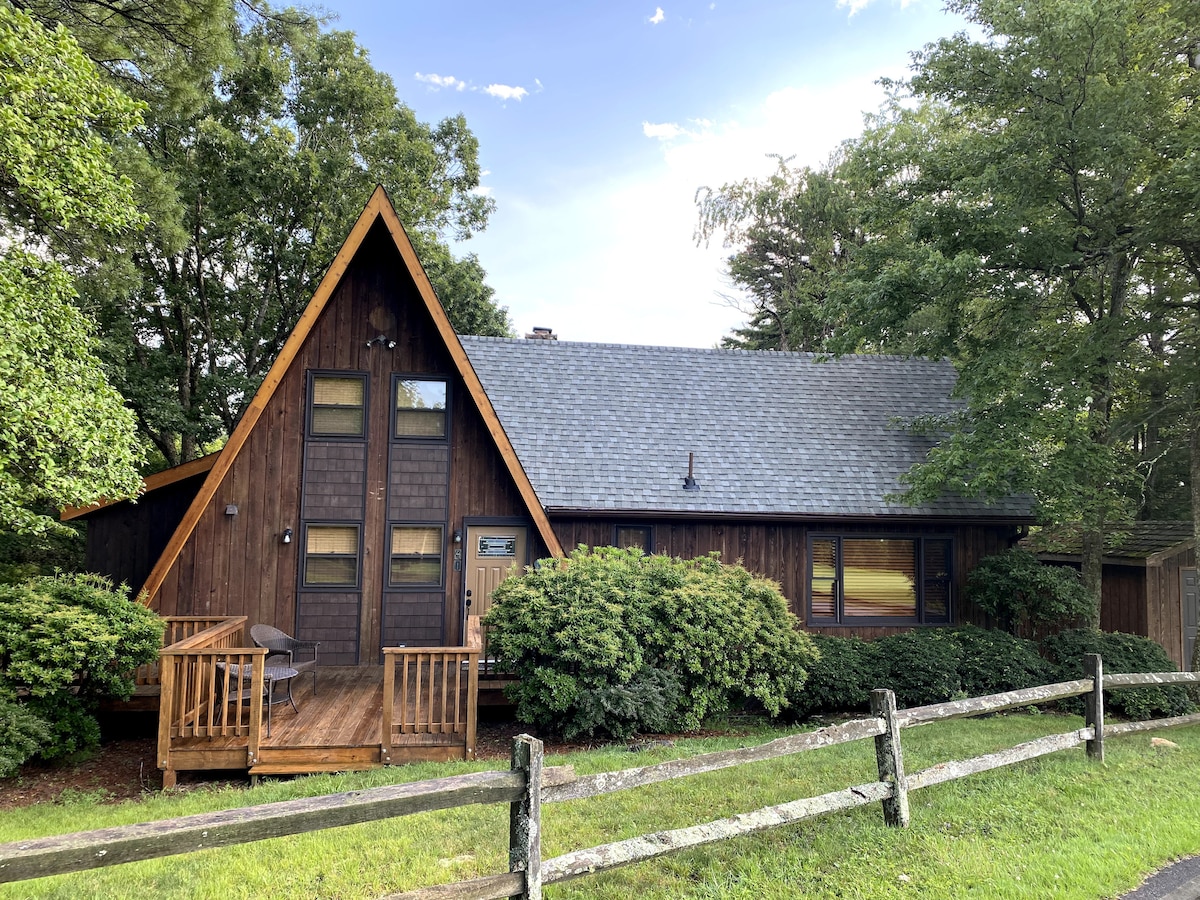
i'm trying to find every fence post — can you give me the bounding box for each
[1084,653,1105,762]
[509,734,543,899]
[870,688,910,827]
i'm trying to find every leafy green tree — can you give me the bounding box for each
[695,155,862,351]
[0,4,144,533]
[87,15,507,466]
[828,0,1200,613]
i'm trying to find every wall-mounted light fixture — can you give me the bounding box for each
[282,528,293,545]
[365,334,396,350]
[453,530,462,544]
[225,504,239,516]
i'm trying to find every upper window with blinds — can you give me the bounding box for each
[309,373,367,438]
[808,535,952,625]
[393,377,447,439]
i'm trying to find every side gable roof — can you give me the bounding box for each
[60,452,220,521]
[1026,521,1195,567]
[461,336,1033,521]
[139,187,562,604]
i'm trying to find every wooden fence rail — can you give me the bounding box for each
[3,655,1200,899]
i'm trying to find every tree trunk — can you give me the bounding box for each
[1190,402,1200,681]
[1080,528,1104,630]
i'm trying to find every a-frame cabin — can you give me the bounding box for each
[67,187,561,783]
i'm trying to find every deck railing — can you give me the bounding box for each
[136,616,242,686]
[382,616,482,762]
[157,617,268,786]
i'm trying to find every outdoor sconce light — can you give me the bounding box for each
[225,504,239,516]
[282,528,293,545]
[453,530,462,544]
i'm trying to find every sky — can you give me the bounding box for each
[324,0,973,348]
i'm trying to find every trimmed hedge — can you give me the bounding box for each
[1041,629,1193,720]
[794,626,1053,716]
[485,546,818,740]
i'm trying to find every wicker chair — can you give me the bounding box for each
[250,625,320,696]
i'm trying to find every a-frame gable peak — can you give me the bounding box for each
[140,187,560,607]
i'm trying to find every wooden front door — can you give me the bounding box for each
[463,525,528,638]
[1183,567,1198,669]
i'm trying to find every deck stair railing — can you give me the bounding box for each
[157,617,269,781]
[381,615,482,762]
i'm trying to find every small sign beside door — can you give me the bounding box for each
[477,535,517,558]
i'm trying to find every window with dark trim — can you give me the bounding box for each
[303,524,361,588]
[614,525,653,553]
[389,524,444,586]
[393,377,447,439]
[808,535,952,625]
[309,373,367,438]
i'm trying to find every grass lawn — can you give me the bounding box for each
[1,712,1198,899]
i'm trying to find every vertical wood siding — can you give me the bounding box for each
[153,220,533,660]
[550,516,1018,638]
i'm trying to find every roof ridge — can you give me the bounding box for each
[459,334,944,363]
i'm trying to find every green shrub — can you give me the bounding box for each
[1041,628,1193,720]
[0,573,163,769]
[790,633,881,717]
[794,627,1051,716]
[485,546,817,740]
[967,547,1096,637]
[872,630,965,707]
[945,626,1053,698]
[0,698,50,778]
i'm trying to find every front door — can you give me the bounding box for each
[463,525,528,639]
[1183,567,1198,669]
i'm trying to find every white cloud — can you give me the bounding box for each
[642,121,688,140]
[649,7,665,24]
[485,83,529,101]
[836,0,917,16]
[413,72,466,91]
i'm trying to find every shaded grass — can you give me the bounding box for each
[1,714,1198,898]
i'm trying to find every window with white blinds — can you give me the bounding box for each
[389,524,444,585]
[304,524,360,587]
[808,535,952,625]
[310,374,366,437]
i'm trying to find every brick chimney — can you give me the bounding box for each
[524,326,557,340]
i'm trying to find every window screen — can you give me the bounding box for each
[304,525,360,587]
[311,375,365,436]
[390,525,444,585]
[394,379,447,438]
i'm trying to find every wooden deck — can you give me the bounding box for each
[154,616,483,785]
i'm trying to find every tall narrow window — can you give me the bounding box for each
[304,525,360,587]
[390,525,444,585]
[810,538,838,619]
[310,374,366,437]
[394,378,447,438]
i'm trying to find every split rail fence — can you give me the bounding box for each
[4,654,1200,899]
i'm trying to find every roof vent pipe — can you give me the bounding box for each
[683,452,700,491]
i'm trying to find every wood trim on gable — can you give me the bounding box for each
[138,187,560,607]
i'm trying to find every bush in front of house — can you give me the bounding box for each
[794,626,1050,716]
[966,547,1096,637]
[0,573,163,774]
[484,546,818,740]
[1041,628,1193,720]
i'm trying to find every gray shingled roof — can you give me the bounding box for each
[460,337,1032,520]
